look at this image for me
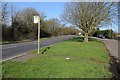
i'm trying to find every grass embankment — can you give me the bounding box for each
[3,37,112,78]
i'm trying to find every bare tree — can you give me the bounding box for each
[0,1,2,24]
[11,3,16,27]
[1,2,8,25]
[61,2,113,42]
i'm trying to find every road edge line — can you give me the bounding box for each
[2,52,28,62]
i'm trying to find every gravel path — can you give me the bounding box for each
[102,39,119,59]
[101,39,120,79]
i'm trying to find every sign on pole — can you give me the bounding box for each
[34,16,39,23]
[34,16,40,55]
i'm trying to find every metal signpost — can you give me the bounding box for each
[34,16,40,55]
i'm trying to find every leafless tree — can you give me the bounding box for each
[1,2,8,25]
[61,2,113,42]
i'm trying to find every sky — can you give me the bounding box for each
[8,2,119,33]
[10,2,65,20]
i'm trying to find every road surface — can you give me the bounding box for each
[2,35,77,60]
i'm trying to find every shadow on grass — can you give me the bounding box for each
[114,37,120,41]
[110,56,120,80]
[42,46,51,54]
[66,37,100,43]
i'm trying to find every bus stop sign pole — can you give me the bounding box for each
[38,17,40,55]
[34,16,40,55]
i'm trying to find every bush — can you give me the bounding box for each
[92,29,113,39]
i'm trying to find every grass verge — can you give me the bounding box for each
[2,37,112,78]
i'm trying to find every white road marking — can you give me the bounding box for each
[2,52,28,62]
[2,46,17,49]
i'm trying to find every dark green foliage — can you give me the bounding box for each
[2,8,51,41]
[40,28,51,38]
[92,29,113,39]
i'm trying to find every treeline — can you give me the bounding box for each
[2,3,80,41]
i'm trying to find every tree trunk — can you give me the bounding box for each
[84,33,89,43]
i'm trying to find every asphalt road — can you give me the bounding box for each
[2,35,77,60]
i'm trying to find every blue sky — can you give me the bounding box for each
[11,2,65,20]
[9,2,118,33]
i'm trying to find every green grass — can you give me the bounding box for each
[2,37,112,78]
